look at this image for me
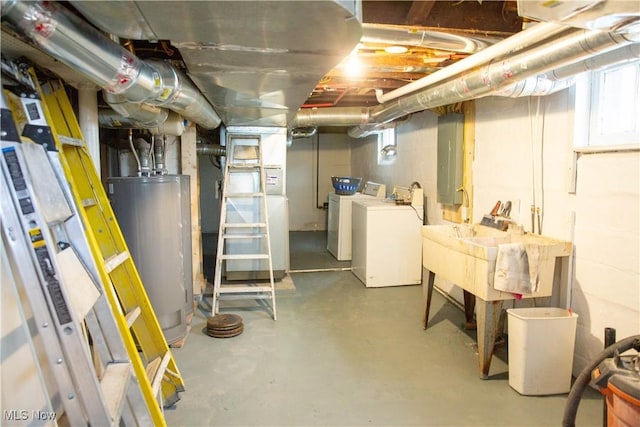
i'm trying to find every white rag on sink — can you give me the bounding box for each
[493,243,540,295]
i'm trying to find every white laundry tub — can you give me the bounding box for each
[421,224,571,301]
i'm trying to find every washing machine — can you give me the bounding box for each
[351,191,423,287]
[327,181,385,260]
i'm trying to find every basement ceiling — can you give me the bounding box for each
[7,1,639,133]
[310,0,523,108]
[1,0,528,129]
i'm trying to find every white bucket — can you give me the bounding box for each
[507,307,578,395]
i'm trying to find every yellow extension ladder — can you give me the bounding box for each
[1,91,154,424]
[212,134,277,319]
[2,61,184,425]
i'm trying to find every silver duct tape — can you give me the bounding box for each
[21,1,57,42]
[104,51,142,95]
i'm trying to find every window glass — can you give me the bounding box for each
[583,61,640,148]
[377,126,397,165]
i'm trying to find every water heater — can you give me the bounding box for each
[107,175,192,345]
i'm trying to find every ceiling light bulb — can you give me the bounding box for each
[344,56,362,77]
[385,46,408,54]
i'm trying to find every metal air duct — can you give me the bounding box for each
[196,144,226,157]
[289,26,639,138]
[290,107,370,128]
[496,43,640,97]
[100,92,169,129]
[361,23,499,54]
[375,22,571,103]
[0,0,221,129]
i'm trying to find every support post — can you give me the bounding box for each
[180,123,206,299]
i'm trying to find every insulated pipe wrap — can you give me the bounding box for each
[2,1,154,97]
[1,0,221,129]
[196,144,226,156]
[102,92,169,126]
[354,28,640,133]
[291,107,370,128]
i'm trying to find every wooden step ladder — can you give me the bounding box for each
[212,134,277,319]
[0,91,153,425]
[2,60,184,425]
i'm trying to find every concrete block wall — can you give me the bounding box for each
[351,90,639,377]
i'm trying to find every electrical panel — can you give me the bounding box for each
[437,113,464,205]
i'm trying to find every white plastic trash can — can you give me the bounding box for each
[507,307,578,395]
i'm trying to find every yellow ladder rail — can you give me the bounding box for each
[36,77,184,424]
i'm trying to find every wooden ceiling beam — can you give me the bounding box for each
[406,1,436,26]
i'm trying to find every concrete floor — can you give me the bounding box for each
[164,231,602,426]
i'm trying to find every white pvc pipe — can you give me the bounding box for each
[375,22,570,103]
[78,85,101,173]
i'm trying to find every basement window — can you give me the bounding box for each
[574,61,640,152]
[377,126,397,165]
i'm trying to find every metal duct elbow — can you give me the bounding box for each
[1,0,221,129]
[101,92,169,129]
[146,60,220,129]
[149,112,186,136]
[99,99,186,136]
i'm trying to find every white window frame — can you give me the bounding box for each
[377,126,397,165]
[574,61,640,153]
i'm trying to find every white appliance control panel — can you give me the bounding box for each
[361,181,386,197]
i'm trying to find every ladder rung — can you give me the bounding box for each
[146,352,171,397]
[223,222,267,228]
[218,285,274,294]
[82,198,97,208]
[228,164,260,170]
[218,294,273,301]
[220,254,269,260]
[222,233,267,239]
[104,252,129,273]
[100,362,132,423]
[225,192,264,198]
[58,134,85,147]
[125,306,141,328]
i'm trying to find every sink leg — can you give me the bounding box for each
[476,299,503,379]
[462,290,476,330]
[422,270,435,329]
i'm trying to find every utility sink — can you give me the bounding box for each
[421,224,572,301]
[420,223,572,378]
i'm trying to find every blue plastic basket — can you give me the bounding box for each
[331,176,362,195]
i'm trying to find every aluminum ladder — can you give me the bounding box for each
[0,92,153,426]
[212,134,277,320]
[2,60,184,425]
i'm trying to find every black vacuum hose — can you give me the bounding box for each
[562,335,640,427]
